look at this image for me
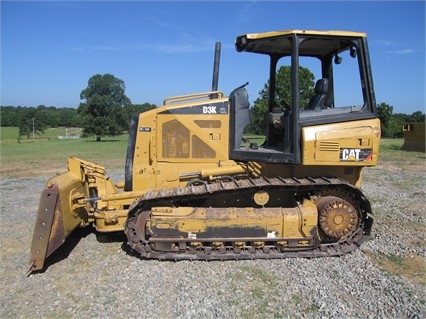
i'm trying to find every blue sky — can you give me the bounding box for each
[1,1,425,114]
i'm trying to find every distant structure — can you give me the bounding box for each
[58,127,82,139]
[401,123,425,152]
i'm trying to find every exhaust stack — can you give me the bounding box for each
[210,42,221,98]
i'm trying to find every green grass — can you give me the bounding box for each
[1,135,128,178]
[0,126,82,141]
[379,138,425,161]
[375,139,425,189]
[2,136,127,161]
[0,127,19,140]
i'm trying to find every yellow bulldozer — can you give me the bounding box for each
[29,29,381,274]
[401,122,425,152]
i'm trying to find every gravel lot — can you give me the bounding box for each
[1,160,425,319]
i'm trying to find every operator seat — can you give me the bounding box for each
[306,78,329,110]
[230,86,250,148]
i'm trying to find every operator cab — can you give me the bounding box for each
[229,30,377,164]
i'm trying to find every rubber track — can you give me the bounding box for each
[124,176,374,260]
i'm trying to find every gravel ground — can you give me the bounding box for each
[0,163,425,319]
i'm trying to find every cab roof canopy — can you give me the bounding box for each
[235,29,367,58]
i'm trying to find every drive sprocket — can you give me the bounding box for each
[316,195,359,241]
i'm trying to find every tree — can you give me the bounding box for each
[36,105,61,128]
[58,108,82,127]
[247,98,268,135]
[377,102,401,138]
[78,74,131,141]
[18,108,47,138]
[123,103,156,122]
[246,65,315,134]
[408,111,425,123]
[377,102,393,125]
[0,106,20,126]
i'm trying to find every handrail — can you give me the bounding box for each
[163,91,224,105]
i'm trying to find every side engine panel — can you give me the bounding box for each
[302,118,381,166]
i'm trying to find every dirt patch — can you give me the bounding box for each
[0,165,64,179]
[364,249,426,285]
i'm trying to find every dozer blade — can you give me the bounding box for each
[28,170,90,275]
[28,184,63,274]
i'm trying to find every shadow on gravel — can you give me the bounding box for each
[95,231,127,243]
[31,230,130,275]
[33,228,94,274]
[121,242,139,258]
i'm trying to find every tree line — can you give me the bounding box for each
[0,103,156,139]
[1,73,156,139]
[1,72,423,140]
